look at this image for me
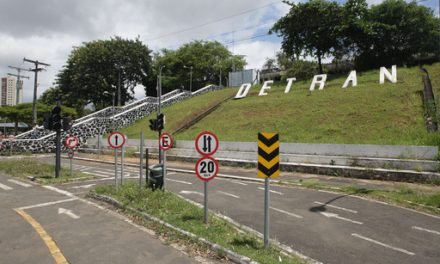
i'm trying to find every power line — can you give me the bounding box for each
[146,0,282,41]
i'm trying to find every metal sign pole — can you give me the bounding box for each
[121,144,124,186]
[264,177,270,249]
[70,156,73,176]
[55,130,61,178]
[145,149,149,187]
[204,181,208,224]
[115,148,118,189]
[163,150,166,191]
[97,133,100,159]
[139,131,144,189]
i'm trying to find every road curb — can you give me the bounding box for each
[88,193,259,264]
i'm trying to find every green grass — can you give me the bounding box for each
[120,88,237,140]
[0,159,94,184]
[93,182,306,264]
[123,63,440,145]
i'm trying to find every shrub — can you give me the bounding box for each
[282,60,319,81]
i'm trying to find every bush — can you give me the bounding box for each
[282,60,319,81]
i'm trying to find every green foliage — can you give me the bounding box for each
[356,0,440,69]
[148,40,246,95]
[0,103,76,132]
[272,0,440,71]
[282,60,319,81]
[56,36,153,112]
[271,0,344,73]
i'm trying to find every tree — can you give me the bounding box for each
[0,103,76,134]
[56,37,153,112]
[356,0,440,68]
[147,40,246,95]
[271,0,344,73]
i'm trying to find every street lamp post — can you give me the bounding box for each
[184,65,193,92]
[158,65,165,163]
[103,91,115,129]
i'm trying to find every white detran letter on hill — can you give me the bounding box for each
[342,70,357,88]
[259,80,273,96]
[380,65,397,84]
[234,83,252,99]
[284,78,297,93]
[309,74,327,91]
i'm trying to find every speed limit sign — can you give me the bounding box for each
[195,156,218,182]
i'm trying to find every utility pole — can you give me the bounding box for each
[23,58,50,127]
[7,66,29,105]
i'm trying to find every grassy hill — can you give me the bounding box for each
[121,63,440,146]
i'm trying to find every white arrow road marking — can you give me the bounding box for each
[314,201,358,214]
[0,182,13,190]
[71,184,96,189]
[8,179,32,188]
[320,212,363,225]
[271,207,303,219]
[351,233,415,256]
[258,187,284,195]
[180,190,203,196]
[58,208,80,219]
[217,191,240,199]
[167,179,192,185]
[412,226,440,236]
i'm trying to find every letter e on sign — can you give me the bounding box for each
[159,132,173,151]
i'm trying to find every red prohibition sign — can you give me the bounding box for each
[107,131,126,149]
[159,132,173,151]
[195,131,219,156]
[195,156,219,182]
[65,136,79,149]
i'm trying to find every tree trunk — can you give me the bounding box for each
[317,52,323,74]
[14,120,18,135]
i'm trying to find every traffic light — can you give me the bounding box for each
[43,114,53,130]
[157,113,164,131]
[149,119,157,131]
[51,106,62,130]
[62,117,72,131]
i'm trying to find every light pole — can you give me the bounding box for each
[183,65,193,92]
[158,65,165,163]
[103,91,115,129]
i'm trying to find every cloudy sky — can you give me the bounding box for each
[0,0,438,102]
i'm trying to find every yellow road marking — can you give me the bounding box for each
[15,209,69,264]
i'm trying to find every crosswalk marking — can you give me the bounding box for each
[0,182,13,190]
[8,179,32,187]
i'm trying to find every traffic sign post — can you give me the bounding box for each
[68,150,74,176]
[258,132,280,249]
[108,132,126,189]
[195,131,219,224]
[159,132,173,190]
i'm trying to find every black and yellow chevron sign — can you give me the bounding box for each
[258,132,280,178]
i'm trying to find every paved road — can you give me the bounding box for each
[49,158,440,264]
[0,172,199,264]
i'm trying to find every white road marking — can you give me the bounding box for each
[258,187,284,195]
[7,179,32,188]
[18,198,78,210]
[231,180,247,186]
[82,172,111,178]
[95,170,114,175]
[351,233,415,256]
[314,201,358,214]
[0,182,13,190]
[320,212,363,225]
[58,207,80,219]
[217,191,240,199]
[271,207,303,219]
[412,226,440,236]
[167,179,192,185]
[71,184,96,189]
[179,190,203,196]
[167,172,176,175]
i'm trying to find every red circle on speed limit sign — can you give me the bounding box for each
[195,156,218,182]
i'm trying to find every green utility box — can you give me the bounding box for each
[148,164,164,191]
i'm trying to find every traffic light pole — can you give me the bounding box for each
[158,66,164,163]
[55,129,61,178]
